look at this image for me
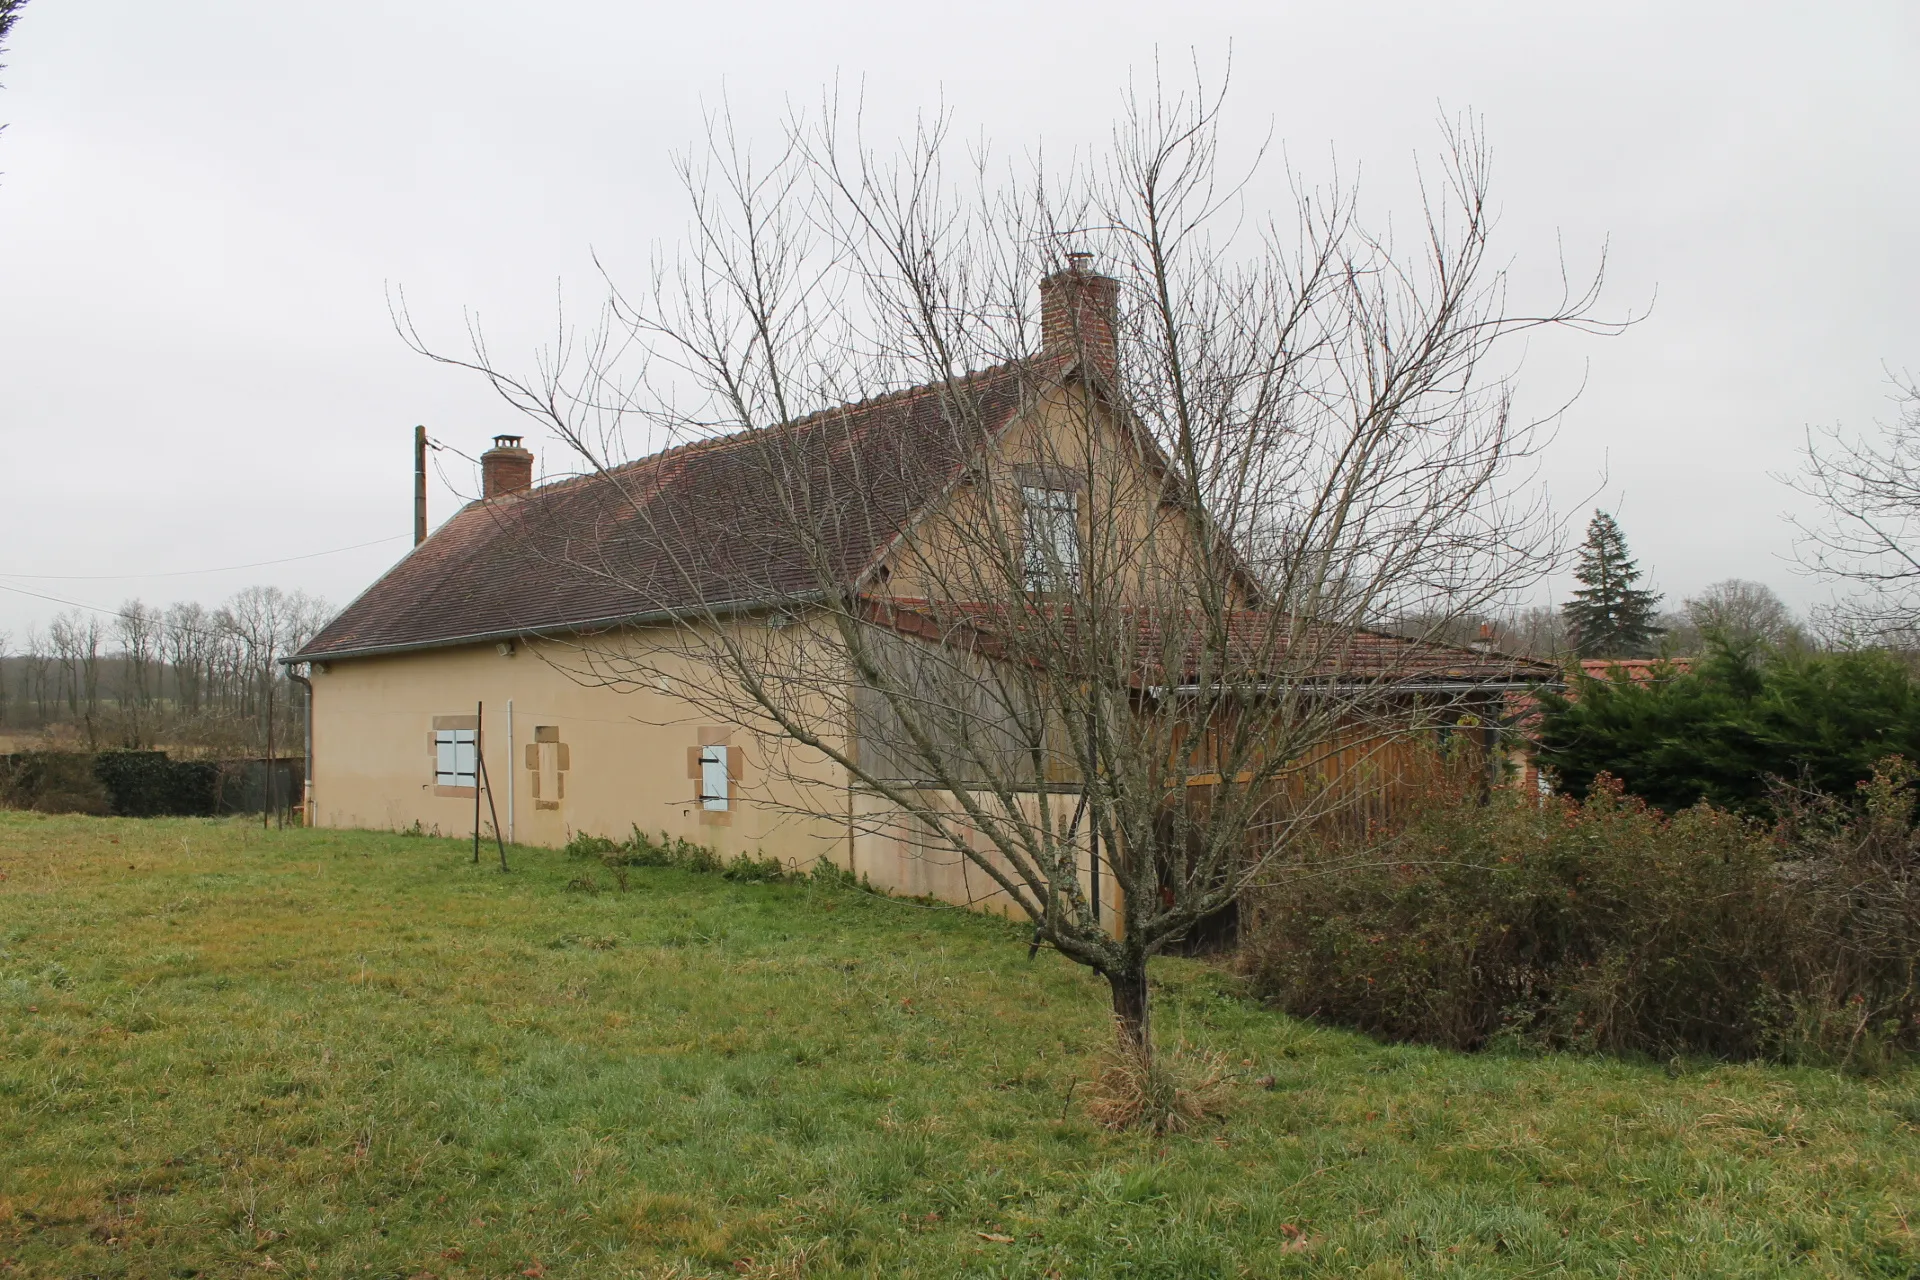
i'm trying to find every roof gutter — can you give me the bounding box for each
[1144,678,1555,697]
[280,592,829,666]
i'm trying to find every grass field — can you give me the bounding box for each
[3,815,1919,1278]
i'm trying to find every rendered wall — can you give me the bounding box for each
[308,632,854,869]
[849,784,1119,928]
[310,628,1119,932]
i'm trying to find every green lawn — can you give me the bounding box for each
[2,815,1918,1278]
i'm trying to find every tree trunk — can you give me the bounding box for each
[1107,963,1151,1057]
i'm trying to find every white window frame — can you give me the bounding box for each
[1021,485,1081,592]
[699,744,730,811]
[434,728,478,789]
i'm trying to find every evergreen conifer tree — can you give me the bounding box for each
[1563,510,1663,658]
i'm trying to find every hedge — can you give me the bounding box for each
[2,751,233,818]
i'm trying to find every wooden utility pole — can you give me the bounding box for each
[414,425,428,546]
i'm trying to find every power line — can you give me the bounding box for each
[0,582,242,651]
[0,580,115,616]
[0,580,314,648]
[0,427,466,635]
[0,429,477,587]
[0,533,409,581]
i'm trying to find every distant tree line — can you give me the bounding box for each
[0,586,331,755]
[1401,508,1817,662]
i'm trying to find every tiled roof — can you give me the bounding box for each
[296,355,1556,692]
[1578,656,1691,682]
[1503,656,1685,731]
[866,599,1560,687]
[297,363,1041,660]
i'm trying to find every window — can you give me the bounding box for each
[699,744,729,811]
[434,727,477,789]
[1021,485,1080,591]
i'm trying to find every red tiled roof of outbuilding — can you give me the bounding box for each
[865,598,1561,688]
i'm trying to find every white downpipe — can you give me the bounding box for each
[505,698,515,844]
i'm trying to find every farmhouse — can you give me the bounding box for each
[293,263,1552,919]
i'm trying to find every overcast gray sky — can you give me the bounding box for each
[1,0,1915,638]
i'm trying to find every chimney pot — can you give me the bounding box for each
[1040,253,1119,383]
[480,435,535,499]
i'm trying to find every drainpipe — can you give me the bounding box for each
[288,666,314,826]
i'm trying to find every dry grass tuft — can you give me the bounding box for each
[1082,1028,1233,1134]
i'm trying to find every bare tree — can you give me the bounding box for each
[215,586,331,762]
[1666,579,1804,654]
[1498,605,1572,659]
[113,599,163,746]
[47,610,104,745]
[162,602,210,717]
[7,589,329,752]
[17,625,48,722]
[406,82,1619,1063]
[1390,604,1571,660]
[1788,377,1920,644]
[48,612,81,721]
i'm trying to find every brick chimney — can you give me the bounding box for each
[480,434,534,499]
[1039,251,1119,382]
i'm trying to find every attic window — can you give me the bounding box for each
[1021,485,1081,592]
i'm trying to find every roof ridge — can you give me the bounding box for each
[497,358,1041,502]
[778,358,1039,430]
[294,358,1053,661]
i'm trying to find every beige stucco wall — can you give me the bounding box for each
[310,629,855,869]
[310,625,1119,932]
[850,785,1120,925]
[884,382,1234,610]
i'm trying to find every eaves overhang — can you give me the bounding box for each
[280,592,825,666]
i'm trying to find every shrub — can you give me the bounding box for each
[1243,764,1920,1065]
[563,827,862,890]
[1768,761,1920,1070]
[1537,639,1920,813]
[0,752,112,815]
[92,751,220,817]
[0,751,223,817]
